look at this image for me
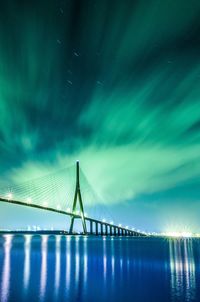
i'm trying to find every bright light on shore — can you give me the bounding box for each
[164,231,193,238]
[67,207,71,212]
[57,205,61,210]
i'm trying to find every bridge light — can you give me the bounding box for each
[102,219,106,223]
[76,210,80,215]
[43,201,48,207]
[132,228,135,231]
[57,205,61,210]
[110,221,114,225]
[6,192,13,200]
[67,207,71,213]
[27,197,32,204]
[126,226,129,229]
[84,212,88,217]
[118,224,122,227]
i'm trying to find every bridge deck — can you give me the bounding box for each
[0,197,145,236]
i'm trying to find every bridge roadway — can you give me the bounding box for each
[0,196,145,237]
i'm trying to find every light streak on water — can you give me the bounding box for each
[54,236,61,299]
[0,235,12,302]
[103,237,107,282]
[40,235,48,301]
[66,236,71,293]
[169,239,196,301]
[23,235,32,292]
[83,236,88,293]
[75,237,80,291]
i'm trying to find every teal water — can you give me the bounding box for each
[0,235,199,302]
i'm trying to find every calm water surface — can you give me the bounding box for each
[0,235,199,302]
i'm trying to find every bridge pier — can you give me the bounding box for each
[95,222,98,235]
[105,224,108,236]
[114,226,117,236]
[101,223,103,236]
[109,225,112,236]
[117,227,120,236]
[90,220,93,235]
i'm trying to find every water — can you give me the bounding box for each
[0,235,199,302]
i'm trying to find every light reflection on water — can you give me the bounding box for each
[23,235,31,293]
[169,239,196,302]
[0,235,12,302]
[0,235,200,302]
[40,235,48,301]
[83,237,88,293]
[54,236,61,299]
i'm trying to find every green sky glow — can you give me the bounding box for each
[0,0,200,232]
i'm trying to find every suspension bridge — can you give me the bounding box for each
[0,161,145,237]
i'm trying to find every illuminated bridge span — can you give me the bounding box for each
[0,161,145,237]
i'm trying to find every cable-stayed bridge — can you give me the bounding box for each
[0,161,145,237]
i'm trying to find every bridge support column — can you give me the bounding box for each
[95,222,98,235]
[105,224,108,236]
[117,228,120,236]
[114,227,117,236]
[90,220,93,235]
[110,225,112,236]
[101,223,103,236]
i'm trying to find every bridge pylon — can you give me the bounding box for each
[69,161,87,234]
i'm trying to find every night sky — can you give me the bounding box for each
[0,0,200,233]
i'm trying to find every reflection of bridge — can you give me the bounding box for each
[0,161,145,237]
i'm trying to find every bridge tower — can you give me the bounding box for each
[69,161,87,234]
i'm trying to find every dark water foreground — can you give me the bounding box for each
[0,235,199,302]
